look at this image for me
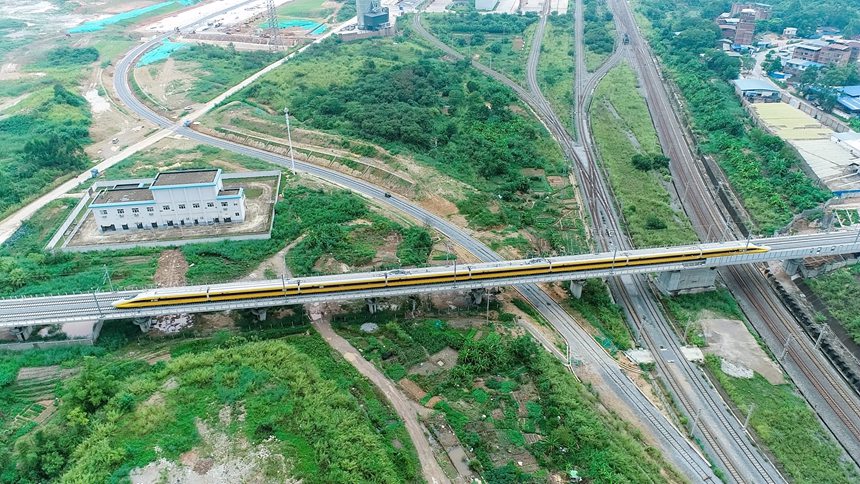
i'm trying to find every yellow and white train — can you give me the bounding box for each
[113,242,768,309]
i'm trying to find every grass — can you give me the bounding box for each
[423,13,538,85]
[332,309,683,482]
[661,289,744,347]
[568,279,632,351]
[805,264,860,345]
[277,0,334,19]
[169,44,284,103]
[0,328,420,482]
[538,15,575,136]
[705,355,859,484]
[212,32,589,256]
[590,62,698,247]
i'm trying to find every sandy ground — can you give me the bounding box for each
[66,179,276,247]
[138,0,293,33]
[152,249,192,333]
[133,58,199,112]
[700,315,784,384]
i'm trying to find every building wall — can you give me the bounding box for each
[819,46,850,67]
[792,46,820,62]
[92,178,246,231]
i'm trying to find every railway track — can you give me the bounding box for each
[609,0,860,465]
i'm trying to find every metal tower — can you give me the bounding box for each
[265,0,281,49]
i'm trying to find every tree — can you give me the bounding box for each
[21,134,88,172]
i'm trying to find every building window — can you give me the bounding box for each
[136,223,144,229]
[225,217,232,223]
[167,220,174,227]
[131,208,140,214]
[192,203,200,209]
[117,209,125,215]
[163,205,170,211]
[221,202,228,207]
[100,210,108,215]
[235,213,240,217]
[151,222,158,228]
[214,218,220,223]
[178,204,186,209]
[121,224,129,230]
[147,207,154,213]
[207,202,214,208]
[233,202,238,206]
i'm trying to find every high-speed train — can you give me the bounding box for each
[112,242,768,309]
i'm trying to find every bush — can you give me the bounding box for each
[43,47,99,67]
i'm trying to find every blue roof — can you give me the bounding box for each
[838,95,860,112]
[733,78,780,92]
[841,85,860,98]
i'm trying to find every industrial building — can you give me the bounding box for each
[356,0,389,30]
[791,40,852,67]
[475,0,497,10]
[89,169,246,232]
[838,85,860,115]
[733,78,781,102]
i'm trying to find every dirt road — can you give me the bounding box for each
[314,320,450,484]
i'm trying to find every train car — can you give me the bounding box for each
[113,242,768,309]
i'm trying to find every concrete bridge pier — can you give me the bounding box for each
[132,317,153,333]
[656,268,717,295]
[469,288,486,306]
[10,326,33,342]
[783,258,802,277]
[568,280,584,299]
[250,308,268,321]
[366,297,382,314]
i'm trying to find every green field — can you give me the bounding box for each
[538,15,575,136]
[333,311,683,482]
[583,0,616,71]
[590,63,697,247]
[806,264,860,345]
[705,355,858,483]
[423,12,539,85]
[0,328,420,482]
[213,32,589,255]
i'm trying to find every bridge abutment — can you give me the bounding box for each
[469,288,486,306]
[250,308,268,321]
[10,326,33,342]
[132,317,153,333]
[656,268,717,295]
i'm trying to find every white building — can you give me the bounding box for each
[89,169,246,232]
[475,0,496,10]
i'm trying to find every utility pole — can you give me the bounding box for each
[779,334,795,363]
[690,407,703,437]
[742,403,755,430]
[103,264,114,292]
[284,107,296,174]
[814,325,828,350]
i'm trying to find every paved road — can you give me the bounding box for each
[314,318,449,484]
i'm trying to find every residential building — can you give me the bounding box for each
[89,169,246,232]
[734,9,757,46]
[783,27,797,38]
[792,40,852,67]
[785,58,824,75]
[733,78,781,102]
[730,2,771,20]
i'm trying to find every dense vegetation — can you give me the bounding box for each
[0,330,420,482]
[705,355,859,483]
[170,44,283,102]
[227,35,587,255]
[637,0,830,233]
[806,264,860,345]
[334,313,682,482]
[539,15,576,135]
[0,83,92,219]
[568,279,632,351]
[41,47,100,67]
[757,0,860,37]
[583,0,615,70]
[424,12,538,84]
[590,63,698,247]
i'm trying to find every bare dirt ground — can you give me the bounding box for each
[66,178,277,248]
[154,249,188,287]
[133,58,199,112]
[242,235,304,281]
[700,314,784,384]
[130,412,295,484]
[308,305,450,484]
[408,347,458,376]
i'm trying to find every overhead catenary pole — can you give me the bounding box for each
[284,107,296,174]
